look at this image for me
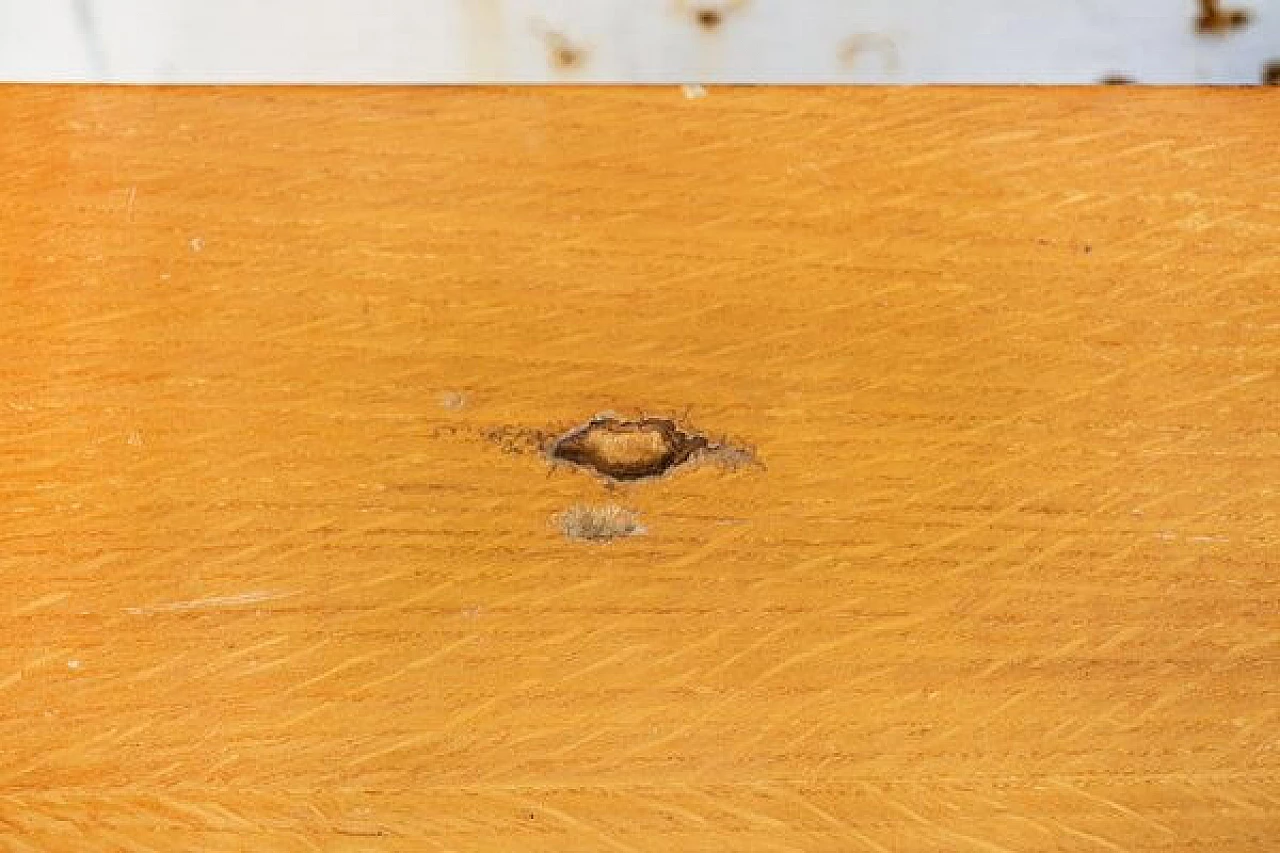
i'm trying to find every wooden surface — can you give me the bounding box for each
[1,86,1278,851]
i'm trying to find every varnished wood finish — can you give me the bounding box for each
[1,87,1277,851]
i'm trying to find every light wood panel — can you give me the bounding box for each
[1,86,1277,851]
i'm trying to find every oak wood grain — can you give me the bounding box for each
[1,86,1277,851]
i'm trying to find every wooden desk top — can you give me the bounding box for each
[2,87,1277,851]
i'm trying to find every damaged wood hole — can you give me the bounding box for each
[547,414,755,483]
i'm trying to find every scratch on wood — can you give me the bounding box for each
[124,591,295,615]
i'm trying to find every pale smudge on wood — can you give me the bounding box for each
[555,504,646,543]
[124,591,296,615]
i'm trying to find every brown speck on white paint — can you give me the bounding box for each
[541,29,587,71]
[1195,0,1251,34]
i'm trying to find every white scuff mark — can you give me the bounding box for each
[125,590,295,615]
[555,504,645,543]
[67,659,82,670]
[189,237,204,253]
[12,590,71,616]
[126,430,144,447]
[1189,535,1229,544]
[682,83,707,99]
[438,391,467,410]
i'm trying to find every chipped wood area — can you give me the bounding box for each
[1,87,1278,851]
[547,414,739,482]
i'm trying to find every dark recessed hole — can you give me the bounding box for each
[1099,74,1135,85]
[549,415,710,482]
[1263,60,1280,85]
[695,8,723,29]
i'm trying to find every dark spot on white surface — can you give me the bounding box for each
[1195,0,1251,34]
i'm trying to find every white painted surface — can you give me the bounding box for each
[0,0,1276,83]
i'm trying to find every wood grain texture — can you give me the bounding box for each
[1,86,1278,851]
